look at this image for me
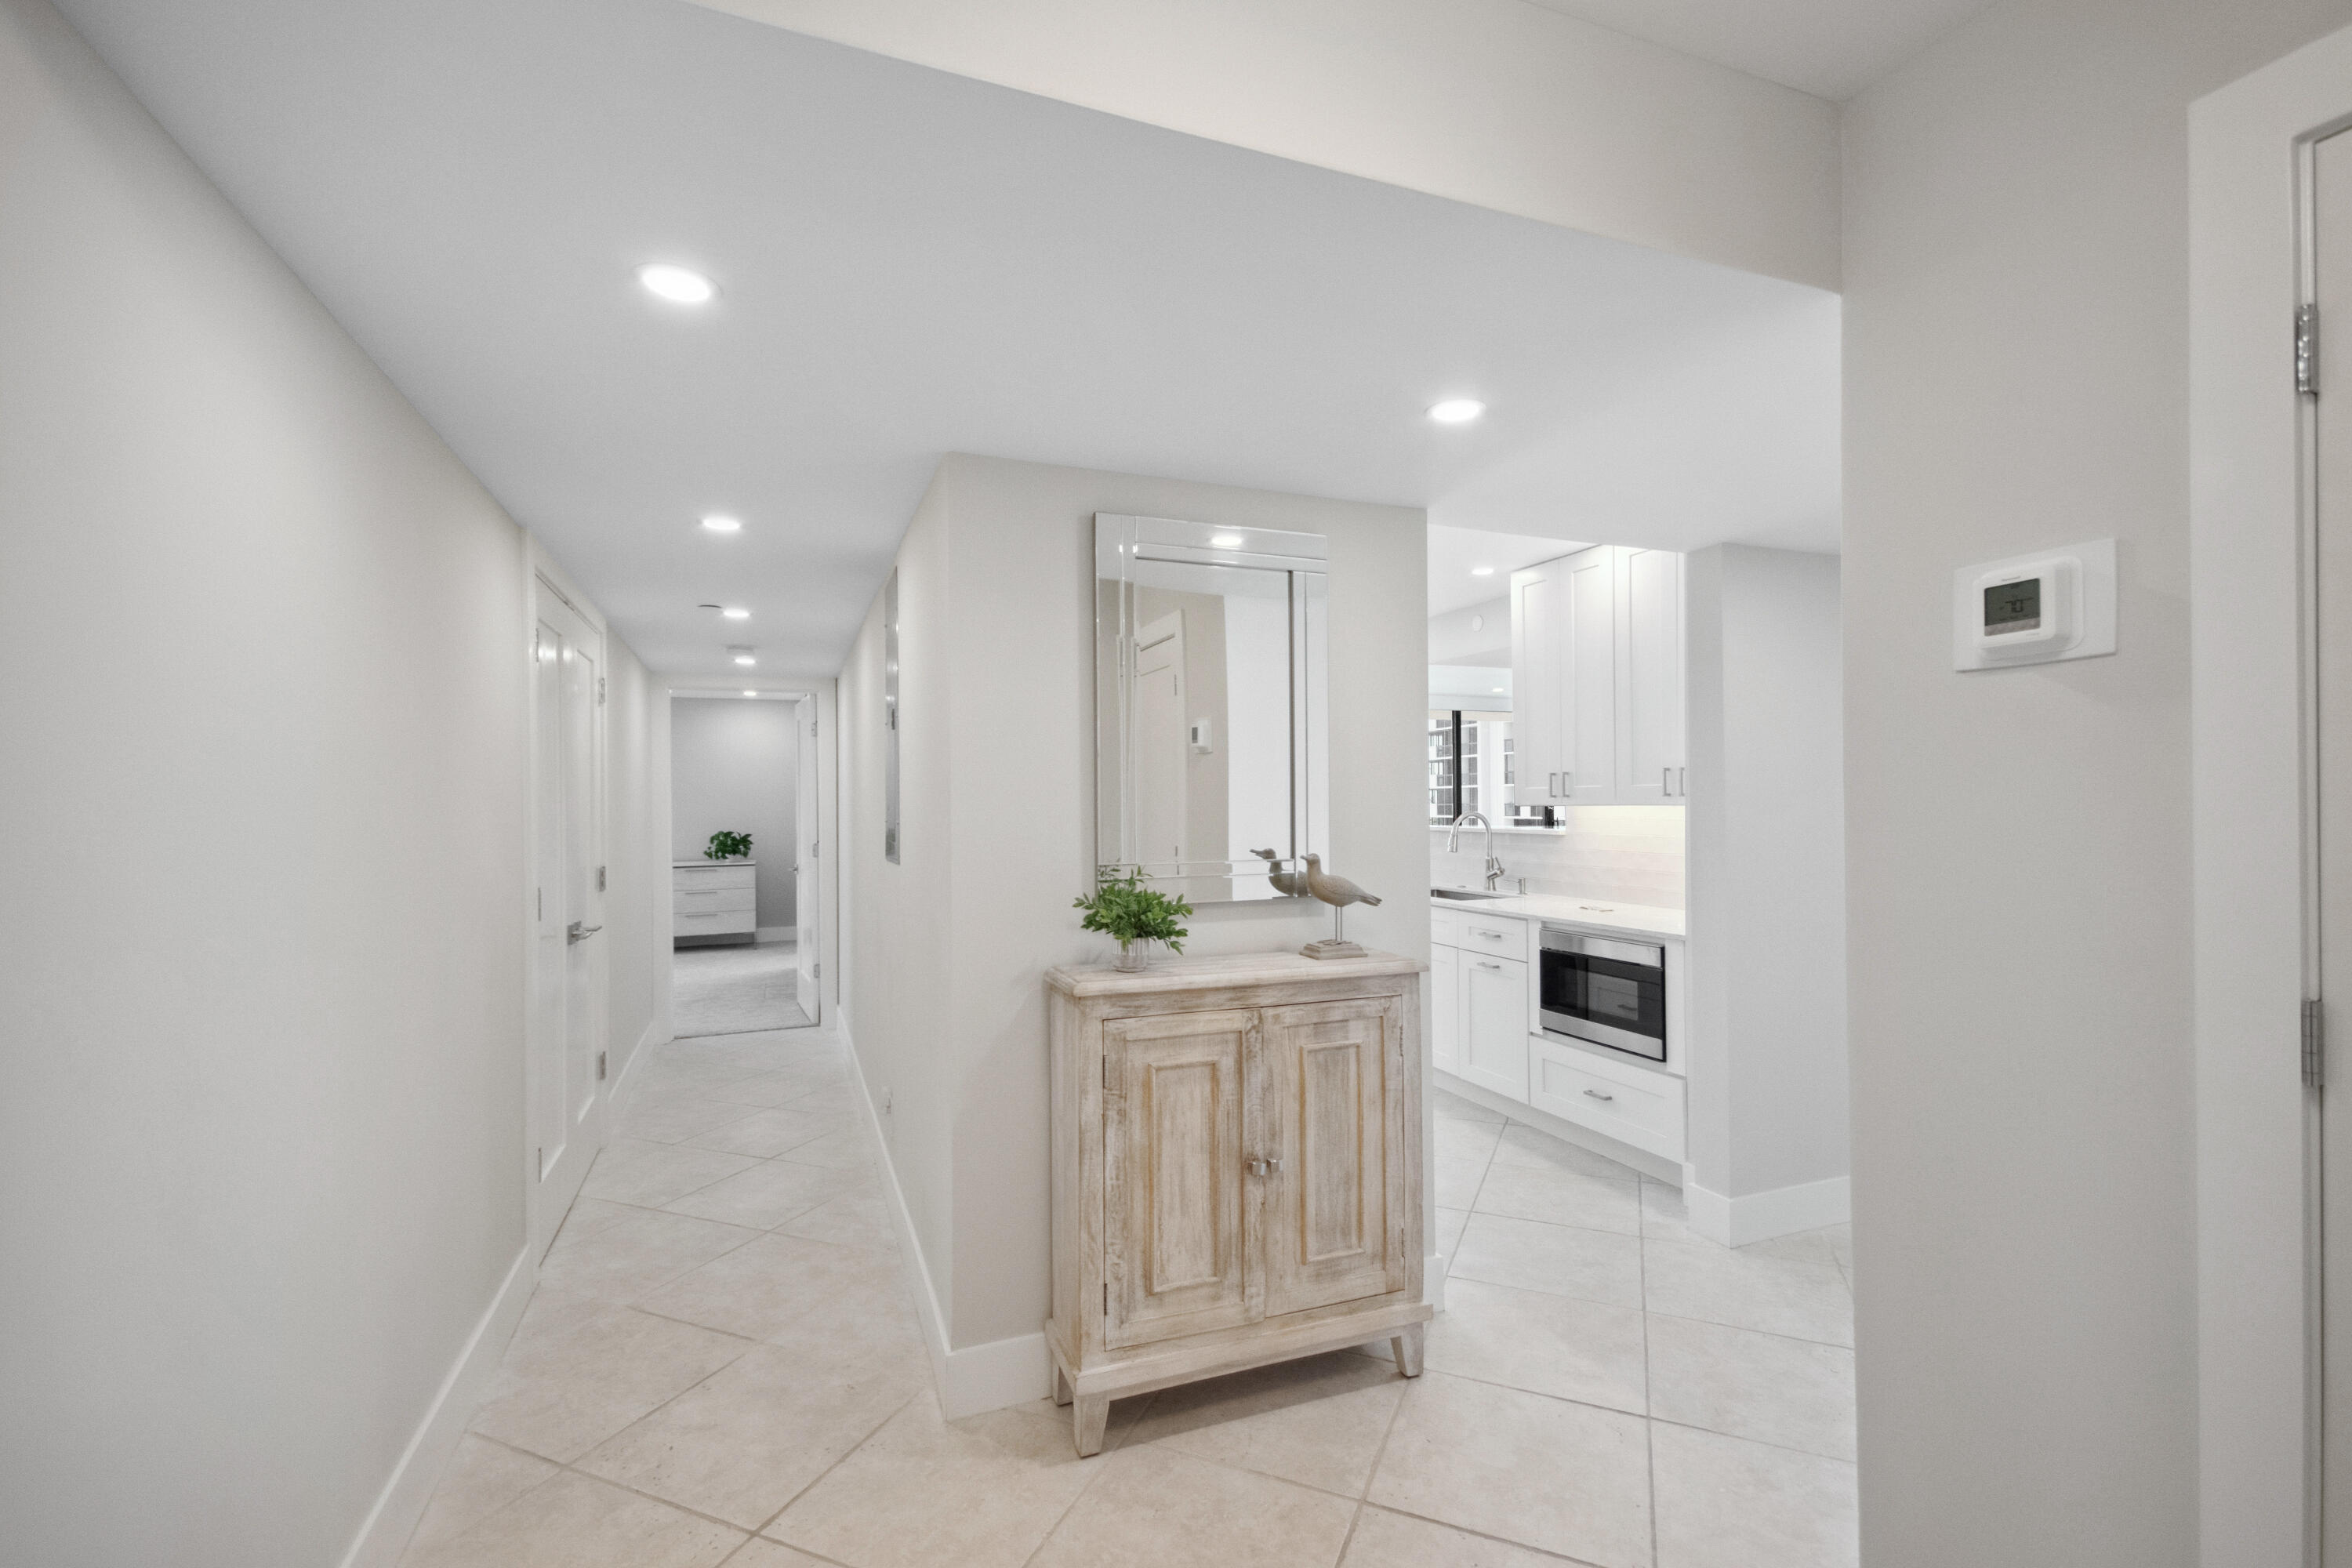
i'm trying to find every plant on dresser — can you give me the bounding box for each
[704,829,752,860]
[1044,950,1430,1456]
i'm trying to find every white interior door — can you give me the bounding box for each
[2320,124,2352,1566]
[529,583,606,1258]
[1133,612,1187,865]
[794,696,818,1022]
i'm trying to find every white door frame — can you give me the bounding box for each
[663,679,840,1029]
[2191,24,2352,1565]
[524,549,611,1257]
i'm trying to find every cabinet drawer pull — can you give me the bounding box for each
[1477,960,1503,971]
[1477,931,1504,941]
[1583,1088,1616,1102]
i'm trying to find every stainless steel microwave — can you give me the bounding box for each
[1538,926,1668,1063]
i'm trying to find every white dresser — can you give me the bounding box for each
[673,859,756,942]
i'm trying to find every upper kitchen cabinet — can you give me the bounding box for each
[1617,547,1685,804]
[1511,546,1686,809]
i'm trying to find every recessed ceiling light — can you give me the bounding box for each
[734,655,757,667]
[1470,565,1494,576]
[700,515,741,534]
[1492,687,1506,694]
[1428,398,1486,425]
[1209,533,1245,549]
[637,263,715,304]
[721,607,750,620]
[742,689,757,698]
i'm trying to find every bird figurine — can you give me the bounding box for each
[1250,848,1311,899]
[1298,852,1381,960]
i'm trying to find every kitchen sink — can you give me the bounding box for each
[1430,887,1511,902]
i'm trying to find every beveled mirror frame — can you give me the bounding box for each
[1094,512,1328,903]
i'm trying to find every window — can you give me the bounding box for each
[1427,711,1458,825]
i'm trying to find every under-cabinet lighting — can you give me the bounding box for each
[721,607,750,619]
[637,263,716,304]
[1428,398,1486,424]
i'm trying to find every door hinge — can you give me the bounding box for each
[597,1049,608,1082]
[597,676,607,705]
[811,839,819,858]
[1103,1283,1109,1315]
[2307,996,2327,1087]
[2299,304,2321,396]
[535,1145,545,1178]
[596,865,606,892]
[812,962,822,978]
[536,887,543,920]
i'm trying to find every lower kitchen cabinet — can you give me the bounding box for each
[1528,1035,1685,1161]
[1430,944,1461,1075]
[1458,949,1529,1102]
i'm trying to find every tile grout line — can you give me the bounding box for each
[1640,1191,1661,1568]
[1330,1361,1414,1567]
[746,1391,924,1550]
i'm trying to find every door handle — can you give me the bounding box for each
[567,921,601,943]
[1583,1088,1615,1102]
[1247,1156,1283,1177]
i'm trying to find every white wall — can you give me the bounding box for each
[1841,0,2352,1560]
[0,2,533,1561]
[841,453,1428,1367]
[1682,546,1846,1221]
[606,638,666,1080]
[671,695,799,933]
[688,0,1840,289]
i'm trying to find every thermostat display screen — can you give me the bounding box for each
[1984,578,2041,632]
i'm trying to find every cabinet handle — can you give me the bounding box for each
[1478,931,1504,942]
[1583,1088,1615,1102]
[1247,1156,1282,1176]
[1662,767,1671,796]
[1477,960,1503,971]
[1548,772,1559,797]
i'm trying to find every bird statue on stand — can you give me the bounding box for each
[1299,852,1381,960]
[1249,848,1311,899]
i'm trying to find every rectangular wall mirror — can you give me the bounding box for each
[1095,513,1328,903]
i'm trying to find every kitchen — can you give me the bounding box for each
[1425,524,1850,1247]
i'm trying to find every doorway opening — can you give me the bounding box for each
[670,690,818,1036]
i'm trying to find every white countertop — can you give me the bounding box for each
[1428,889,1685,941]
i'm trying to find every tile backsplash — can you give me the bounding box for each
[1429,806,1686,909]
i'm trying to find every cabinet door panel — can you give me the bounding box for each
[1430,942,1461,1075]
[1104,1008,1261,1348]
[1511,564,1563,804]
[1565,547,1619,804]
[1458,955,1530,1102]
[1261,997,1403,1316]
[1618,547,1683,804]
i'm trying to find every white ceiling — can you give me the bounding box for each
[1427,527,1584,616]
[56,0,1841,679]
[1517,0,1992,100]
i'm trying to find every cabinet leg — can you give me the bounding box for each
[1052,1362,1074,1408]
[1391,1323,1426,1378]
[1072,1393,1111,1457]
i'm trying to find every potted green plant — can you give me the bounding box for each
[1074,873,1192,971]
[705,829,753,861]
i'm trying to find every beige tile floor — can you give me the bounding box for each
[398,1029,1857,1568]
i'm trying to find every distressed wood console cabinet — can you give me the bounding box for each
[1045,950,1430,1456]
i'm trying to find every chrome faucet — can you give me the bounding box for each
[1446,812,1506,891]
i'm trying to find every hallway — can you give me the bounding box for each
[395,1032,1855,1568]
[673,940,813,1037]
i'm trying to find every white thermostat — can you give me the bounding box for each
[1952,539,2116,671]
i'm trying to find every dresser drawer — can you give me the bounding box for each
[674,905,756,935]
[674,887,754,917]
[1528,1040,1684,1160]
[674,863,755,891]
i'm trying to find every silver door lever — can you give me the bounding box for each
[567,921,601,943]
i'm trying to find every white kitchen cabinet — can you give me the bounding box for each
[1509,560,1565,803]
[1617,546,1685,804]
[1528,1036,1685,1161]
[1458,949,1530,1102]
[1430,942,1461,1075]
[1563,547,1619,805]
[1508,545,1686,811]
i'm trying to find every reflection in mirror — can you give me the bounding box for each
[1095,514,1327,904]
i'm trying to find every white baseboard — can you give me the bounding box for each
[838,1023,1052,1420]
[610,1017,666,1106]
[1685,1174,1850,1247]
[336,1243,535,1568]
